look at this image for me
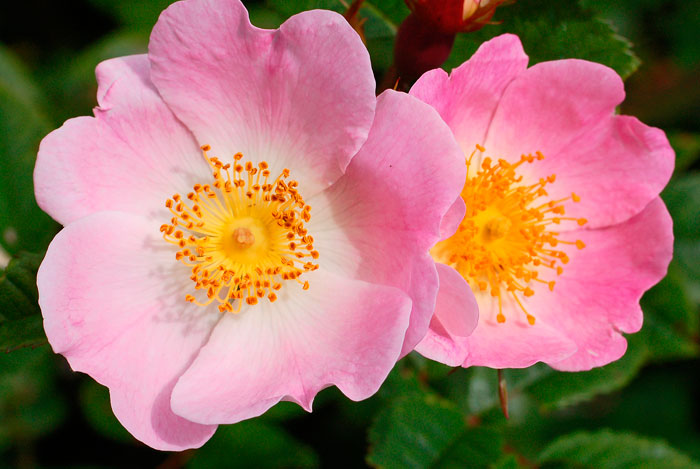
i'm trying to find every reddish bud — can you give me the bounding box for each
[394,12,456,83]
[404,0,507,34]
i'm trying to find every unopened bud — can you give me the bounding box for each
[394,12,456,83]
[404,0,508,34]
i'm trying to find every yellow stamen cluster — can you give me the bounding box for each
[431,145,587,325]
[160,145,319,313]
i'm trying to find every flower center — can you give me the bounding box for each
[431,145,587,325]
[160,145,319,313]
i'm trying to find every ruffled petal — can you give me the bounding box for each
[410,34,529,155]
[35,55,208,226]
[541,198,673,371]
[170,270,411,424]
[414,263,479,366]
[148,0,376,196]
[481,59,672,228]
[38,212,218,450]
[308,90,466,355]
[460,291,577,368]
[462,198,672,370]
[532,115,673,230]
[484,59,624,163]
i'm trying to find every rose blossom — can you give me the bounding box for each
[34,0,465,450]
[411,34,674,371]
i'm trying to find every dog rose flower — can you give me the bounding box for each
[411,34,674,371]
[34,0,465,450]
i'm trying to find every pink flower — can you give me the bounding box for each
[411,34,674,371]
[34,0,465,450]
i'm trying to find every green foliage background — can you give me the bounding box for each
[0,0,699,467]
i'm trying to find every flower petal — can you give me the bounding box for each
[148,0,376,196]
[482,59,672,228]
[534,115,673,230]
[460,293,578,369]
[34,54,207,226]
[414,263,479,366]
[308,90,466,355]
[432,263,479,336]
[38,211,218,450]
[170,270,411,424]
[540,197,673,371]
[410,33,529,155]
[440,197,467,242]
[484,59,624,162]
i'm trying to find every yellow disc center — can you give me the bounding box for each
[160,145,319,314]
[432,145,587,325]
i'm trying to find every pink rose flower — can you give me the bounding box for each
[411,34,674,371]
[34,0,465,450]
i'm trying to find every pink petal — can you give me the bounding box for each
[148,0,376,196]
[432,263,479,336]
[460,293,577,368]
[482,59,672,228]
[34,55,208,226]
[414,263,479,366]
[410,34,529,154]
[440,197,466,242]
[309,90,466,356]
[542,197,673,371]
[484,59,624,161]
[452,198,672,370]
[170,270,411,424]
[38,212,217,450]
[532,115,673,230]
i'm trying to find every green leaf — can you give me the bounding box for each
[368,394,464,469]
[460,365,553,416]
[640,262,699,361]
[669,132,700,174]
[663,173,700,241]
[0,316,46,353]
[265,0,343,18]
[363,0,410,28]
[44,31,148,124]
[0,347,66,448]
[434,426,504,469]
[655,174,700,331]
[79,379,135,444]
[368,391,504,469]
[0,46,43,107]
[248,5,286,29]
[492,454,522,469]
[0,252,42,320]
[187,421,319,469]
[538,429,700,468]
[85,0,176,32]
[446,0,640,80]
[0,252,46,352]
[265,0,409,73]
[0,48,60,255]
[360,1,409,72]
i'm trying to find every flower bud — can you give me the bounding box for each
[394,12,456,83]
[404,0,508,34]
